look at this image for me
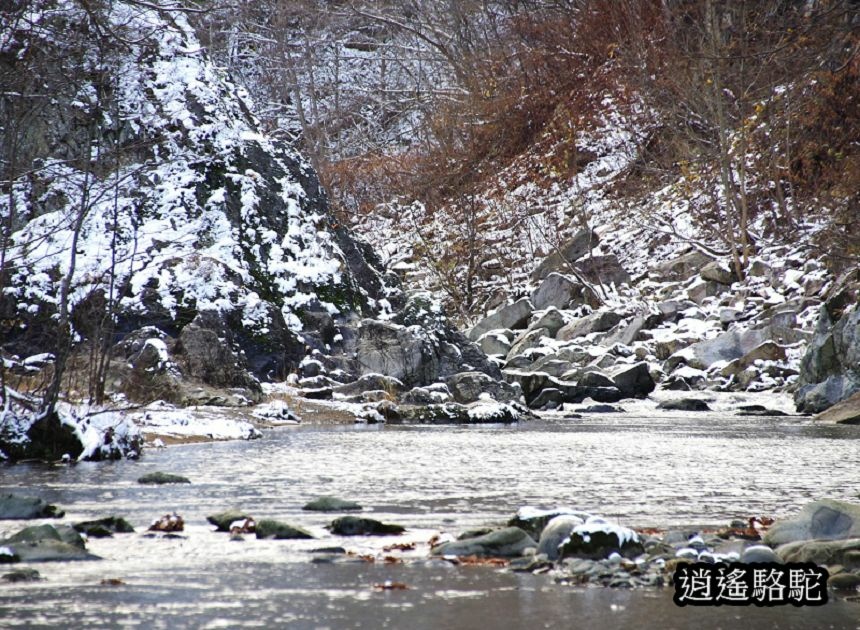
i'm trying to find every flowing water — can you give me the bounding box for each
[2,408,860,629]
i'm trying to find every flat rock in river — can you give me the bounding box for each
[0,524,98,562]
[302,497,363,512]
[0,494,64,520]
[137,472,191,485]
[431,527,536,558]
[328,516,405,536]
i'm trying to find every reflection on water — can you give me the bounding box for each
[2,412,859,628]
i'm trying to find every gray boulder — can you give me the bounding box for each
[467,298,534,341]
[507,328,550,360]
[558,519,642,560]
[657,398,711,411]
[607,362,656,398]
[528,308,568,337]
[530,230,599,282]
[667,328,770,371]
[531,274,583,310]
[303,497,362,512]
[603,316,649,347]
[355,320,435,386]
[255,519,314,540]
[814,392,860,424]
[740,545,782,564]
[795,304,860,413]
[432,527,536,558]
[447,371,521,404]
[578,370,615,389]
[574,255,630,287]
[764,499,860,546]
[73,517,134,538]
[333,374,405,398]
[653,251,713,282]
[476,330,512,357]
[207,510,254,531]
[687,280,730,305]
[537,515,586,560]
[0,524,98,562]
[777,538,860,566]
[528,388,564,409]
[502,370,552,399]
[176,311,262,394]
[557,312,623,342]
[700,261,737,285]
[0,494,64,520]
[328,516,404,536]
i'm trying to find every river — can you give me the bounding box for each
[2,408,859,628]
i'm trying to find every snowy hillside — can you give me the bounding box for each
[2,1,380,366]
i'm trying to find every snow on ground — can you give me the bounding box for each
[128,401,262,442]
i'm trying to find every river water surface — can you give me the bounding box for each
[2,407,860,628]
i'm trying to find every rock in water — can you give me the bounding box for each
[558,517,642,560]
[508,507,587,540]
[328,516,405,536]
[431,527,536,558]
[207,510,255,532]
[73,517,135,538]
[537,515,587,560]
[137,472,191,485]
[255,520,314,540]
[0,524,98,562]
[302,497,363,512]
[2,568,42,582]
[0,494,64,520]
[657,398,711,412]
[764,499,860,545]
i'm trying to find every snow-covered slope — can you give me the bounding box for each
[1,1,382,370]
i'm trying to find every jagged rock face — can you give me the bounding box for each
[0,1,383,380]
[795,303,860,413]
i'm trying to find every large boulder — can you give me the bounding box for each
[528,308,568,337]
[557,517,642,560]
[556,312,623,342]
[537,515,586,560]
[328,516,404,536]
[530,230,599,282]
[476,331,513,357]
[432,527,536,558]
[667,328,770,372]
[699,260,738,285]
[467,299,534,341]
[0,524,98,562]
[764,500,860,546]
[176,311,263,394]
[795,304,860,413]
[507,328,550,361]
[814,391,860,424]
[776,538,860,566]
[0,494,64,520]
[446,372,521,404]
[574,255,630,287]
[530,274,584,310]
[354,320,437,387]
[653,251,714,282]
[607,362,656,398]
